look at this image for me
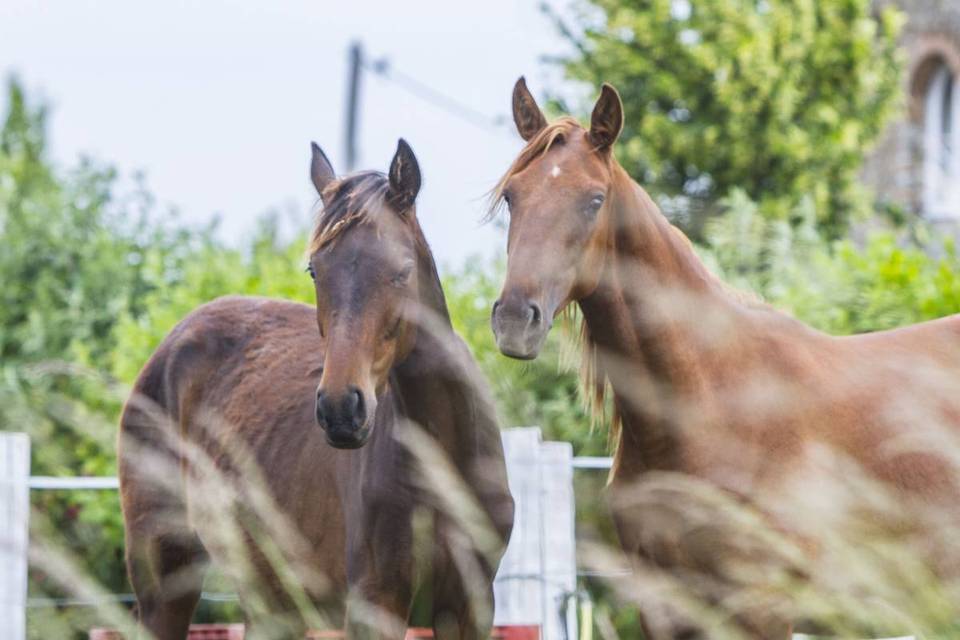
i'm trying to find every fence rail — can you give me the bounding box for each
[27,457,613,491]
[28,476,121,490]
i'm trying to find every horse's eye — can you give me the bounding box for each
[392,264,414,287]
[503,192,512,208]
[385,316,402,340]
[587,194,605,215]
[306,264,316,281]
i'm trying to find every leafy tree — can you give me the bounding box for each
[0,76,224,636]
[551,0,904,236]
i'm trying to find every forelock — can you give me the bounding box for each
[486,117,584,220]
[307,172,390,255]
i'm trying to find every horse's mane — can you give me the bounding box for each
[562,305,622,450]
[307,171,392,255]
[667,223,764,308]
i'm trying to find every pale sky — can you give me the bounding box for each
[0,0,584,271]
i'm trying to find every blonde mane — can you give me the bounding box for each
[556,305,622,452]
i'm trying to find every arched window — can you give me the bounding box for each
[923,63,960,219]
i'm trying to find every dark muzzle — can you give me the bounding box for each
[315,386,370,449]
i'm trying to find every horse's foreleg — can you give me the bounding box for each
[344,583,412,640]
[430,582,494,640]
[428,544,496,640]
[125,523,208,640]
[121,450,209,639]
[344,502,415,639]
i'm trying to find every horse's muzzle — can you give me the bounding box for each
[315,386,372,449]
[491,296,550,360]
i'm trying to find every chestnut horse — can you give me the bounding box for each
[119,140,513,640]
[490,78,960,638]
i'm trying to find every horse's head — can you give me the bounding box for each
[490,78,624,360]
[307,139,422,449]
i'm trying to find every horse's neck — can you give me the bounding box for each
[391,241,510,538]
[580,173,750,469]
[392,238,497,456]
[591,173,739,384]
[397,235,455,384]
[411,232,452,326]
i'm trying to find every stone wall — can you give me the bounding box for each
[863,0,960,222]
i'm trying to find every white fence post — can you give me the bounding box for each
[494,427,577,640]
[539,440,577,640]
[0,432,30,640]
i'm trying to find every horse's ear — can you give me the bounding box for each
[387,138,421,213]
[310,142,336,202]
[588,84,624,151]
[512,76,547,142]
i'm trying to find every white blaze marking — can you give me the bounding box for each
[551,165,561,178]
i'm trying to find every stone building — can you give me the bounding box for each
[864,0,960,227]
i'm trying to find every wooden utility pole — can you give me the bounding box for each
[344,41,363,171]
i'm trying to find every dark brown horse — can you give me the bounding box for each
[119,140,514,640]
[490,78,960,638]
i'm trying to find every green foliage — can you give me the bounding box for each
[0,76,179,635]
[0,75,201,470]
[552,0,904,236]
[703,189,960,333]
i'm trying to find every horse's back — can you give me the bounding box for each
[839,312,960,347]
[835,313,960,387]
[125,295,318,412]
[121,294,340,478]
[119,296,350,597]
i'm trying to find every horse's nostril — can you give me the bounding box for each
[345,388,360,413]
[346,387,365,427]
[315,391,327,427]
[529,302,542,326]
